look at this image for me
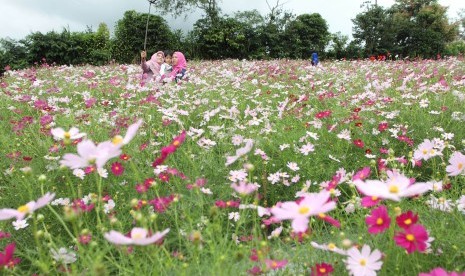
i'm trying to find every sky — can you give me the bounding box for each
[0,0,463,41]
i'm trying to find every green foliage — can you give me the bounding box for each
[284,13,330,59]
[353,0,459,58]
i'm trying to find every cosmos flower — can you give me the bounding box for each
[365,205,391,234]
[60,140,121,169]
[345,245,383,276]
[0,192,55,221]
[271,191,336,232]
[354,170,430,201]
[104,227,169,246]
[51,127,86,141]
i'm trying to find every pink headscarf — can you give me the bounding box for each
[146,51,164,75]
[170,51,187,78]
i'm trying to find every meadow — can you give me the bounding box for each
[1,57,465,275]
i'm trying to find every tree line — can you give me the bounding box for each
[1,0,464,75]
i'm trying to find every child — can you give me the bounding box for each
[160,50,173,76]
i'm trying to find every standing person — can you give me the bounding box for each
[141,50,164,81]
[311,51,319,66]
[168,51,187,83]
[160,50,173,77]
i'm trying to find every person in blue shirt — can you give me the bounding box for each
[311,51,319,66]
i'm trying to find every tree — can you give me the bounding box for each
[326,32,349,59]
[352,5,394,56]
[0,38,29,75]
[258,0,295,58]
[284,13,330,59]
[112,10,174,64]
[389,0,458,57]
[191,16,248,59]
[155,0,221,22]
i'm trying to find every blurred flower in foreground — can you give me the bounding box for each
[0,192,55,221]
[104,227,169,246]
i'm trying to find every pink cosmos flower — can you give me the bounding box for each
[230,181,258,195]
[271,191,336,232]
[446,151,465,176]
[104,227,169,246]
[361,196,381,207]
[60,140,121,169]
[352,167,371,181]
[413,139,441,161]
[354,170,430,201]
[265,259,288,270]
[111,119,143,147]
[394,224,429,253]
[0,192,55,221]
[345,245,383,276]
[51,127,86,141]
[365,205,391,234]
[419,267,465,276]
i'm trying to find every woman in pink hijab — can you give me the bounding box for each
[141,50,164,80]
[168,51,187,83]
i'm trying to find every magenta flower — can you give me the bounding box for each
[104,227,169,246]
[396,210,419,230]
[419,267,465,276]
[352,167,371,181]
[271,191,336,233]
[446,151,465,176]
[361,196,381,207]
[0,192,55,221]
[0,243,21,268]
[394,224,429,253]
[365,205,391,234]
[60,140,121,169]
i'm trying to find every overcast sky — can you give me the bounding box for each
[0,0,463,41]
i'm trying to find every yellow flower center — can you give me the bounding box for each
[17,205,30,213]
[406,234,415,241]
[132,233,143,239]
[359,258,367,266]
[389,185,399,194]
[299,206,310,214]
[328,243,336,250]
[404,218,412,225]
[272,261,278,268]
[64,132,71,139]
[422,149,428,154]
[329,188,335,195]
[173,140,180,147]
[112,135,123,145]
[318,213,326,218]
[371,196,378,201]
[319,268,326,273]
[458,163,463,170]
[376,218,383,225]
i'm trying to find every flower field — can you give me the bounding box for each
[1,58,465,275]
